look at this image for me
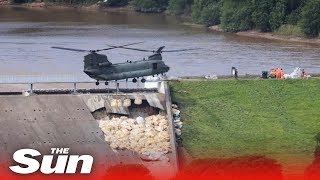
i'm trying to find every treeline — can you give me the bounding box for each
[11,0,101,5]
[143,0,320,38]
[10,0,320,37]
[115,0,320,37]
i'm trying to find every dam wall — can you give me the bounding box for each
[0,82,177,178]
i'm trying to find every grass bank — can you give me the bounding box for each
[170,79,320,168]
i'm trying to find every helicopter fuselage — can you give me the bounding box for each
[83,53,170,81]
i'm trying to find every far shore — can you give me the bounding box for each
[210,25,320,45]
[0,2,137,12]
[1,3,320,45]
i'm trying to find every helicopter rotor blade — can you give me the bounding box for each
[162,48,201,52]
[106,46,152,52]
[52,42,144,53]
[109,45,200,54]
[95,42,144,52]
[51,46,89,52]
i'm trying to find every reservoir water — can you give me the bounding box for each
[1,6,320,78]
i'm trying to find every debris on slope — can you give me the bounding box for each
[172,104,183,141]
[99,114,171,161]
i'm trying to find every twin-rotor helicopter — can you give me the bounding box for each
[52,42,199,86]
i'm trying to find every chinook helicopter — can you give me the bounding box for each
[52,43,198,85]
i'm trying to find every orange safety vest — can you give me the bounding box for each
[275,69,280,79]
[280,69,284,79]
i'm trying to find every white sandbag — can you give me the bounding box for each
[116,99,122,107]
[99,114,171,156]
[110,99,118,107]
[123,99,131,107]
[172,104,178,109]
[136,116,145,124]
[134,96,142,105]
[175,128,182,136]
[172,108,180,116]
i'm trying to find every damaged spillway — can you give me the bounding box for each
[82,93,172,161]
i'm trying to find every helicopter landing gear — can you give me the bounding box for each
[95,81,100,86]
[132,78,137,83]
[105,81,109,86]
[141,78,146,83]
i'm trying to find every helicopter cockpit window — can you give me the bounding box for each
[153,63,158,70]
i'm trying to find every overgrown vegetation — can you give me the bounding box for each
[133,0,169,12]
[168,0,192,15]
[173,0,319,38]
[44,0,100,4]
[191,0,220,26]
[170,80,320,160]
[169,0,320,37]
[275,24,303,36]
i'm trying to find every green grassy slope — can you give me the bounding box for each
[170,79,320,160]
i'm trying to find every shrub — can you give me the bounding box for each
[251,0,274,32]
[105,0,128,6]
[275,24,303,36]
[220,0,254,32]
[10,0,34,3]
[191,0,220,26]
[168,0,193,15]
[270,0,286,31]
[299,0,320,37]
[133,0,169,12]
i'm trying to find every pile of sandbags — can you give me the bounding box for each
[99,114,171,160]
[172,104,183,138]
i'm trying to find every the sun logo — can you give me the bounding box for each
[9,148,93,174]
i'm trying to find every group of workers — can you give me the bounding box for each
[270,68,285,79]
[269,67,307,79]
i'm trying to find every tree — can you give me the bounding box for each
[299,0,320,37]
[251,0,274,32]
[270,0,286,31]
[133,0,169,12]
[220,0,254,32]
[168,0,193,15]
[191,0,220,26]
[105,0,129,6]
[200,3,220,26]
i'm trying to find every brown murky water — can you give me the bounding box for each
[1,6,320,78]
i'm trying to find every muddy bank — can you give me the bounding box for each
[210,25,320,46]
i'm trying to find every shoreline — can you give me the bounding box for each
[1,3,320,45]
[209,25,320,46]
